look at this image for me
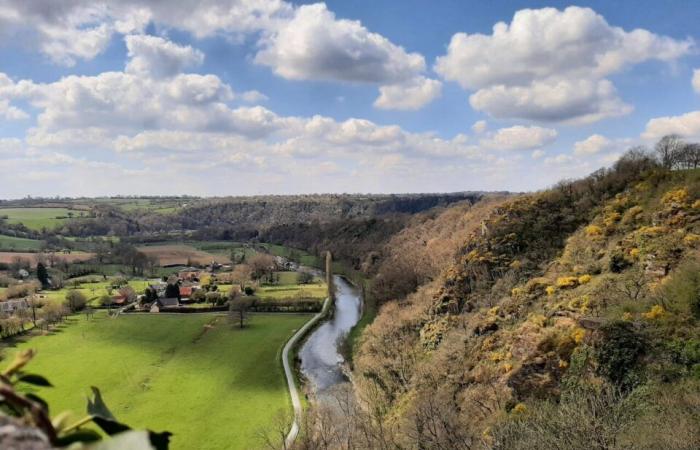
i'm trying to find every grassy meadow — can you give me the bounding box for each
[5,312,310,450]
[0,234,44,251]
[0,207,77,230]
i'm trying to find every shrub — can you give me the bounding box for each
[609,252,633,273]
[595,321,646,388]
[659,259,700,318]
[661,188,689,206]
[585,225,603,237]
[64,289,87,312]
[577,274,592,284]
[556,276,579,288]
[642,304,665,320]
[244,286,255,296]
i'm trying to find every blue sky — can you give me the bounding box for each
[0,0,699,198]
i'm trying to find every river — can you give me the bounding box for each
[299,275,362,398]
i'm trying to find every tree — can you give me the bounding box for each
[228,289,252,329]
[118,285,136,303]
[64,290,87,312]
[655,135,684,169]
[36,262,49,288]
[165,282,181,300]
[249,254,276,282]
[297,271,314,284]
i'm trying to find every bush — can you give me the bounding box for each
[64,289,87,312]
[244,286,255,296]
[609,252,633,273]
[595,321,647,388]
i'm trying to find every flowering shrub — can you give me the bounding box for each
[661,188,689,206]
[556,276,579,288]
[546,285,556,296]
[643,304,665,320]
[585,225,603,237]
[571,328,586,344]
[578,274,592,284]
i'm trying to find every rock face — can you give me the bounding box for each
[0,416,51,450]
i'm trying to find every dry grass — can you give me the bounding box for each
[0,251,94,264]
[137,244,230,266]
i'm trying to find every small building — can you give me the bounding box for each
[157,297,179,307]
[179,286,194,300]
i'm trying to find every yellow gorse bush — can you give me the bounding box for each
[642,304,665,320]
[661,188,689,206]
[577,274,592,284]
[556,276,579,288]
[585,225,603,237]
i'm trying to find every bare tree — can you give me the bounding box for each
[655,135,684,169]
[228,289,252,328]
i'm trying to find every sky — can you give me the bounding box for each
[0,0,699,198]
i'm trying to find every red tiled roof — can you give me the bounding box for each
[179,286,193,297]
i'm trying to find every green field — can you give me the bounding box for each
[39,280,154,306]
[0,208,76,230]
[5,312,309,450]
[0,234,43,251]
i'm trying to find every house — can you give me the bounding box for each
[179,286,194,300]
[178,268,201,282]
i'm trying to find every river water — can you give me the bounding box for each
[299,275,361,396]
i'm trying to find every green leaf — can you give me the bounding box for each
[55,429,102,446]
[17,373,53,387]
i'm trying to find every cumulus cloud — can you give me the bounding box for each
[255,3,424,84]
[573,134,612,155]
[479,125,557,151]
[374,77,442,110]
[0,0,293,65]
[125,35,204,78]
[435,6,692,123]
[693,69,700,94]
[642,111,700,141]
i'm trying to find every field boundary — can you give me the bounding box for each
[282,295,331,448]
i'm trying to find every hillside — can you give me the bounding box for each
[331,152,700,449]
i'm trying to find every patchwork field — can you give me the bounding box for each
[0,251,94,264]
[137,244,230,266]
[0,207,76,230]
[5,312,309,450]
[0,234,44,251]
[38,279,153,305]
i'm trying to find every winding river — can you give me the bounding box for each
[299,275,362,398]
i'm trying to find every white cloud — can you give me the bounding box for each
[239,90,268,103]
[125,35,204,78]
[472,120,487,134]
[642,110,700,141]
[573,134,612,155]
[693,69,700,94]
[531,149,545,159]
[479,125,557,151]
[435,6,692,123]
[374,76,442,110]
[255,3,424,84]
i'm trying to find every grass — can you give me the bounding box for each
[39,280,154,306]
[0,208,77,230]
[0,234,44,251]
[4,312,310,450]
[262,244,321,268]
[257,283,327,301]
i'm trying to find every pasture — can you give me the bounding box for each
[137,244,230,266]
[0,234,44,251]
[5,312,309,450]
[0,207,76,230]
